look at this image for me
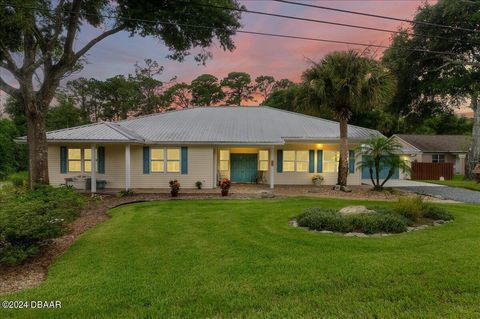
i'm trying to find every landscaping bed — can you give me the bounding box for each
[293,197,454,237]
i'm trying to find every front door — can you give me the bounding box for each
[230,154,258,183]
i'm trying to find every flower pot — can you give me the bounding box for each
[221,190,229,197]
[313,179,323,187]
[171,191,178,197]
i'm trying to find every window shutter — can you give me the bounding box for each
[98,146,105,174]
[60,146,67,174]
[317,150,323,173]
[277,150,283,173]
[309,150,315,173]
[143,146,150,174]
[349,150,355,174]
[181,147,188,174]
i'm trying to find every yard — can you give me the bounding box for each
[2,198,480,318]
[423,175,480,192]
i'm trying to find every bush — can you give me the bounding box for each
[7,171,28,187]
[0,185,84,265]
[393,197,425,222]
[297,208,408,234]
[423,206,454,221]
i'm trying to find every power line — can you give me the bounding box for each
[0,3,463,58]
[187,2,480,46]
[273,0,480,34]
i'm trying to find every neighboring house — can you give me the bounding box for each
[392,134,471,175]
[18,106,392,191]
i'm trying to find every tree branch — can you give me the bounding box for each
[0,75,18,96]
[74,26,124,61]
[0,41,20,76]
[62,0,82,60]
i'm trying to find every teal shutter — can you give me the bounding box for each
[317,150,323,173]
[349,150,355,174]
[98,146,105,174]
[143,147,150,174]
[60,146,67,174]
[309,150,315,173]
[277,150,283,172]
[181,147,188,174]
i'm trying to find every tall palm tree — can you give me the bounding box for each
[302,50,395,189]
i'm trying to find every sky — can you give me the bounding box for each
[0,0,437,110]
[72,0,432,84]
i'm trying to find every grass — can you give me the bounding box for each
[2,198,480,318]
[422,175,480,191]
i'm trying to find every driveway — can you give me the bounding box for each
[362,179,480,204]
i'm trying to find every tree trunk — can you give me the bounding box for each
[337,117,349,186]
[26,103,49,187]
[466,94,480,180]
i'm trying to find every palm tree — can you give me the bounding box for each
[358,137,411,191]
[302,50,395,189]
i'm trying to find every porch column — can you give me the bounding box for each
[90,144,96,193]
[212,147,217,188]
[457,154,466,175]
[125,144,131,190]
[269,146,275,189]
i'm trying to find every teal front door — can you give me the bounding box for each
[230,154,258,183]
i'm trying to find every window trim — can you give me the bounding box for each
[258,150,269,171]
[219,149,230,172]
[323,150,340,173]
[149,147,183,173]
[432,154,445,163]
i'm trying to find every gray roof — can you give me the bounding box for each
[394,134,472,153]
[39,106,382,145]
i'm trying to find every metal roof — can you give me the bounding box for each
[40,106,382,145]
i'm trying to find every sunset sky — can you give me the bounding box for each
[74,0,433,85]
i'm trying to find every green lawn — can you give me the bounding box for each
[423,175,480,191]
[3,198,480,318]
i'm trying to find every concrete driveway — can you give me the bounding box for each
[361,179,444,187]
[362,179,480,204]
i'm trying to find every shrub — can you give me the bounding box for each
[393,197,425,222]
[0,185,84,265]
[116,189,134,198]
[296,208,408,234]
[195,181,203,189]
[423,206,454,221]
[7,171,28,188]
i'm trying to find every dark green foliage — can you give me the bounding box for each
[0,185,84,265]
[221,72,255,105]
[296,208,408,234]
[423,206,454,221]
[7,171,28,188]
[46,95,88,131]
[116,189,135,198]
[0,119,27,179]
[190,74,225,106]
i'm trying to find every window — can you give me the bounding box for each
[296,151,309,172]
[150,148,164,172]
[323,151,340,173]
[432,154,445,163]
[219,150,230,171]
[68,148,82,172]
[83,148,92,173]
[166,148,180,172]
[258,150,269,171]
[283,150,309,172]
[283,151,295,172]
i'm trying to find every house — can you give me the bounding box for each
[392,134,471,175]
[19,106,395,192]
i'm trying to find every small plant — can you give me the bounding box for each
[169,180,180,197]
[423,206,454,221]
[393,196,425,222]
[219,178,231,196]
[116,189,134,198]
[312,174,324,186]
[195,181,203,190]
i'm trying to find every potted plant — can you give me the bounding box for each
[195,180,203,189]
[169,180,180,197]
[219,178,231,196]
[312,174,324,187]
